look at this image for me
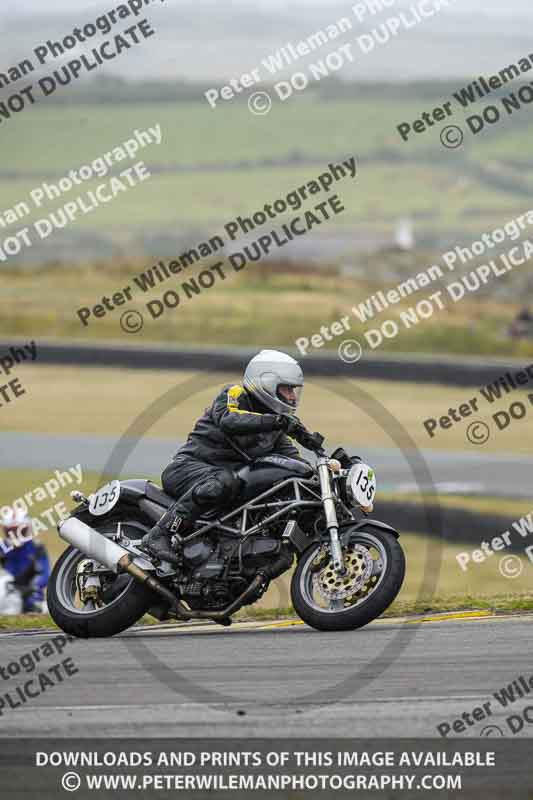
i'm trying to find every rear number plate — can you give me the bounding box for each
[88,481,121,516]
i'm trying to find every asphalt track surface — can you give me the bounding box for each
[0,613,531,738]
[2,432,532,498]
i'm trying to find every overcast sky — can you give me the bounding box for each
[3,0,532,81]
[5,0,533,13]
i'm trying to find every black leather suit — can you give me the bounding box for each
[160,383,301,523]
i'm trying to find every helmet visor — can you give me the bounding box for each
[276,384,302,409]
[3,523,31,538]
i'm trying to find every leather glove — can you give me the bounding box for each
[275,414,303,435]
[297,429,325,453]
[276,416,325,452]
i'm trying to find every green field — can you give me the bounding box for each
[6,96,533,172]
[0,98,484,173]
[3,91,533,357]
[1,96,532,236]
[1,161,526,232]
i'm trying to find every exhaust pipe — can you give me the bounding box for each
[58,517,190,620]
[59,517,130,573]
[187,573,267,622]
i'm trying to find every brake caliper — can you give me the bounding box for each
[76,559,102,605]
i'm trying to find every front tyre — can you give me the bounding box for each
[291,528,405,632]
[48,544,156,639]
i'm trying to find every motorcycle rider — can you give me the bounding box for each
[0,508,50,613]
[142,349,322,565]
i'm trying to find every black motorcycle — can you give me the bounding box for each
[48,426,405,637]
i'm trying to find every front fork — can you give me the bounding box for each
[317,458,346,576]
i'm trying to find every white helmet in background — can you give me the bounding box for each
[243,349,304,416]
[1,507,33,538]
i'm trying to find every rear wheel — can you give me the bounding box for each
[48,520,157,638]
[291,528,405,632]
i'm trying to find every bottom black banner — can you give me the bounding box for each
[0,738,531,799]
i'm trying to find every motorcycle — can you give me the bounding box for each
[48,425,405,637]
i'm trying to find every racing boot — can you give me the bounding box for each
[142,504,194,565]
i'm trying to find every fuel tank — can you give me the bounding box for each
[237,455,313,502]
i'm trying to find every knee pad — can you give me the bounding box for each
[192,469,241,507]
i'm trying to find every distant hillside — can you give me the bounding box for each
[5,74,473,105]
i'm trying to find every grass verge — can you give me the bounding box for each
[2,594,533,632]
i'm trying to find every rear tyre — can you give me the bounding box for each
[48,519,158,638]
[291,528,405,632]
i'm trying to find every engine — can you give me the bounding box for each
[178,532,292,610]
[182,539,224,579]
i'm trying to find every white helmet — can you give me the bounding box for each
[243,349,304,415]
[1,507,32,536]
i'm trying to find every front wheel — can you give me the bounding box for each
[291,528,405,632]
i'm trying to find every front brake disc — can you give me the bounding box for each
[313,543,374,601]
